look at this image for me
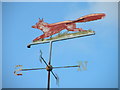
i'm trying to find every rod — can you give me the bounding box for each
[51,71,59,85]
[51,71,57,80]
[41,56,48,66]
[48,41,53,65]
[47,41,52,90]
[52,65,80,69]
[47,71,50,90]
[21,68,46,71]
[27,32,95,48]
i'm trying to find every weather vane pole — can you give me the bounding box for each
[48,41,52,90]
[14,13,105,90]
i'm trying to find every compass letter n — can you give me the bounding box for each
[78,61,88,71]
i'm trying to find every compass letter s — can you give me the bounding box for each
[14,65,23,76]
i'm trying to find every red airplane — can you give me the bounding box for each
[32,13,105,42]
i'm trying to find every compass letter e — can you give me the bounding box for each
[14,65,23,76]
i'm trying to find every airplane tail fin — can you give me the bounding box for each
[72,13,105,23]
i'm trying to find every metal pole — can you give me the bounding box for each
[47,41,53,90]
[48,41,53,65]
[47,71,50,90]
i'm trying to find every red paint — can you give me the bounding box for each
[32,13,105,41]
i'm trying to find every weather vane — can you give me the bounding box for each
[14,13,105,90]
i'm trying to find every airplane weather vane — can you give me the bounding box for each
[14,13,105,90]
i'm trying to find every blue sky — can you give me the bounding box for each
[2,2,118,88]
